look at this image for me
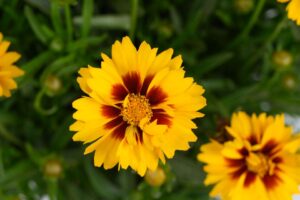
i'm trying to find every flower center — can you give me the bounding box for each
[121,93,153,126]
[246,152,271,177]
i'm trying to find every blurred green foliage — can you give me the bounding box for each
[0,0,300,199]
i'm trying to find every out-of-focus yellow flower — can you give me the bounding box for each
[198,112,300,200]
[278,0,300,25]
[70,36,206,176]
[0,33,24,97]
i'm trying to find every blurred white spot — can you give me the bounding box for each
[40,195,50,200]
[28,180,37,190]
[18,193,27,200]
[260,101,271,112]
[285,114,300,133]
[265,9,278,19]
[293,194,300,200]
[251,72,260,81]
[293,186,300,200]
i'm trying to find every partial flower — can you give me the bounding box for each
[0,33,24,97]
[70,36,206,176]
[278,0,300,25]
[198,112,300,200]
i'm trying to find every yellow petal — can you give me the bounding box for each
[286,0,300,25]
[0,52,21,67]
[147,48,173,74]
[72,97,103,121]
[137,41,157,79]
[0,41,10,56]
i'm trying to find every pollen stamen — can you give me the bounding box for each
[246,152,271,177]
[121,93,153,126]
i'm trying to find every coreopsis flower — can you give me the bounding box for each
[278,0,300,25]
[0,33,24,97]
[70,36,206,176]
[198,112,300,200]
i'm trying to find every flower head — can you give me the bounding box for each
[0,33,24,97]
[70,36,206,176]
[278,0,300,25]
[198,112,300,200]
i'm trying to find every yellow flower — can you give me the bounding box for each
[0,33,24,97]
[278,0,300,25]
[70,36,206,176]
[198,112,300,200]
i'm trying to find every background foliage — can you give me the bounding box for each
[1,0,300,199]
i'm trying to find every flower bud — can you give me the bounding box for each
[50,38,64,52]
[144,167,166,187]
[234,0,254,14]
[272,50,293,70]
[44,75,62,96]
[282,73,297,90]
[159,23,173,39]
[43,158,63,178]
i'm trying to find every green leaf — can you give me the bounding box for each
[168,154,205,186]
[118,171,136,195]
[0,160,35,188]
[25,143,44,166]
[74,15,130,30]
[84,160,121,199]
[40,54,76,82]
[67,35,107,52]
[195,52,234,76]
[24,0,51,14]
[20,50,56,81]
[63,181,96,200]
[24,6,53,44]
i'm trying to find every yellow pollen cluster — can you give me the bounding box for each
[121,93,153,126]
[246,152,274,177]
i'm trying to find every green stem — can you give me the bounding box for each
[221,84,261,108]
[129,0,138,39]
[0,124,23,148]
[82,0,94,39]
[266,71,282,89]
[34,89,58,116]
[264,17,287,45]
[229,0,266,48]
[0,148,4,177]
[51,1,64,39]
[19,50,55,83]
[241,0,266,37]
[64,5,73,46]
[48,179,58,200]
[206,91,230,117]
[240,17,287,75]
